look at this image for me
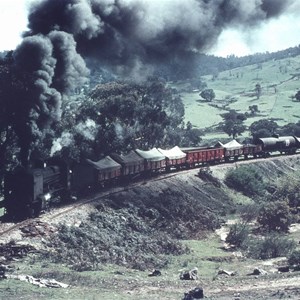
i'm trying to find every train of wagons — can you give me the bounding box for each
[1,135,300,221]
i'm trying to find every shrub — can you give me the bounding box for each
[269,173,300,210]
[45,208,189,271]
[257,201,294,232]
[246,233,296,259]
[239,203,261,223]
[224,165,266,197]
[288,250,300,268]
[225,223,250,247]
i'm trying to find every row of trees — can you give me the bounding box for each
[216,108,300,140]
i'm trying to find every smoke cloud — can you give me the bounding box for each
[13,0,295,164]
[25,0,294,71]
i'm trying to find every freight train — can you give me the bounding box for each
[1,135,300,221]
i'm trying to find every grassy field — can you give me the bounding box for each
[2,228,299,300]
[176,55,300,141]
[0,233,244,300]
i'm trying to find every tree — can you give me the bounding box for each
[279,121,300,137]
[200,89,215,102]
[0,53,27,175]
[180,121,201,147]
[249,119,278,141]
[257,201,294,232]
[247,233,296,259]
[225,223,250,247]
[58,78,187,159]
[248,105,259,115]
[294,90,300,102]
[221,110,247,138]
[255,83,262,99]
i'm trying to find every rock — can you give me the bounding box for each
[148,269,162,277]
[0,242,36,262]
[0,264,6,278]
[217,269,236,276]
[277,266,290,273]
[183,287,204,299]
[180,267,198,280]
[250,268,267,276]
[6,274,69,288]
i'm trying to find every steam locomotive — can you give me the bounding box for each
[1,135,300,221]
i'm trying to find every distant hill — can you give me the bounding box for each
[183,45,300,80]
[176,49,300,142]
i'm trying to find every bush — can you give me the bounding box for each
[268,173,300,210]
[257,201,294,232]
[45,207,189,271]
[225,165,266,197]
[288,250,300,268]
[246,233,296,259]
[225,223,250,247]
[239,203,261,223]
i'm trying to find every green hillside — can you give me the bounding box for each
[176,54,300,141]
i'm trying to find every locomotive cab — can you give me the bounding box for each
[3,161,70,221]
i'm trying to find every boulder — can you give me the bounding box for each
[148,269,162,277]
[180,268,198,280]
[250,268,267,276]
[183,287,204,299]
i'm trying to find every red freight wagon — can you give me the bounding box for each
[181,146,225,167]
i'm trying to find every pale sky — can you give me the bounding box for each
[210,12,300,57]
[1,0,300,58]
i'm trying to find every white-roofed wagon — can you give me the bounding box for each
[135,148,166,172]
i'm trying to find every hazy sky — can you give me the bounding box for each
[1,0,300,57]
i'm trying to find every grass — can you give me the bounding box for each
[176,54,300,140]
[170,237,233,278]
[0,234,233,300]
[181,92,224,128]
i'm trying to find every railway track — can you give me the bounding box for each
[1,152,299,240]
[0,170,186,239]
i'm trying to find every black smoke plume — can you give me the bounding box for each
[12,0,294,165]
[25,0,294,70]
[13,30,88,166]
